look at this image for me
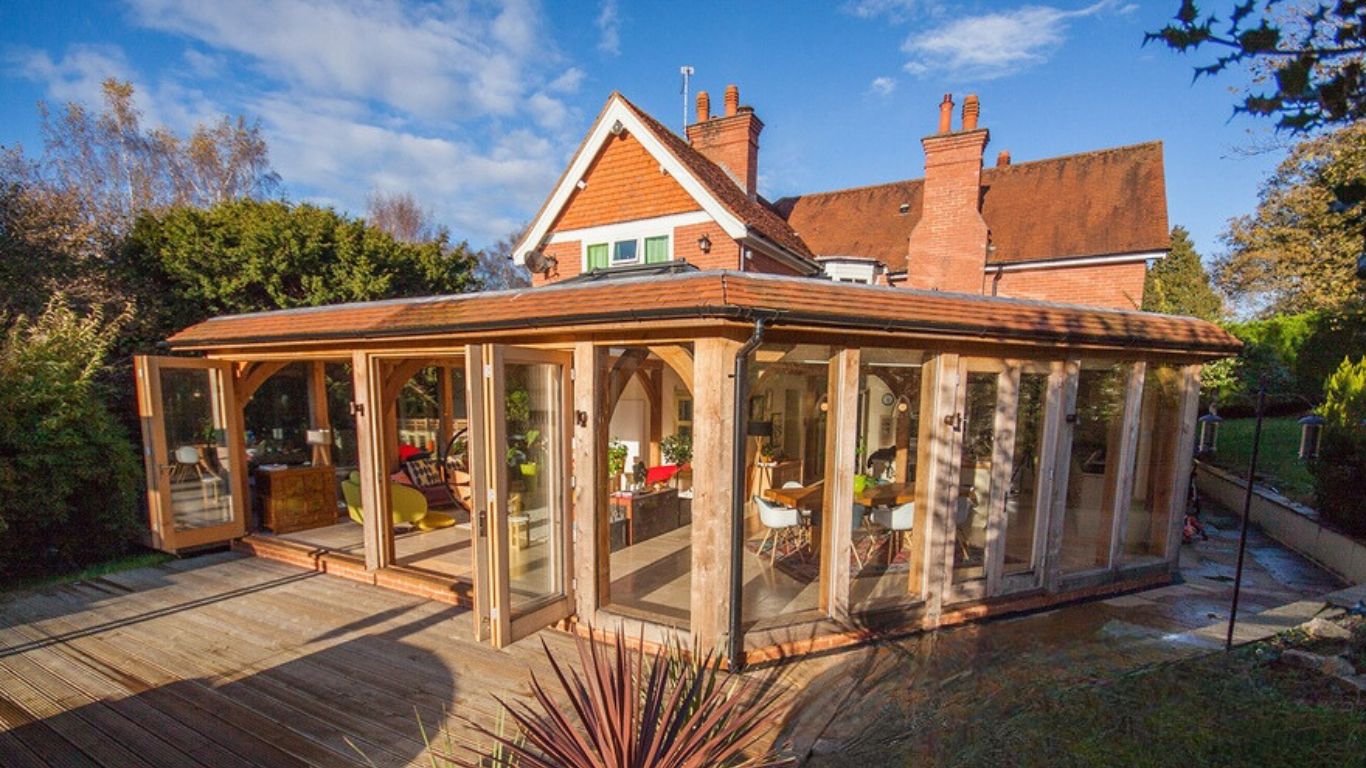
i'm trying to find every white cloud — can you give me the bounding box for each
[869,76,897,96]
[548,67,586,94]
[902,1,1115,81]
[7,44,137,111]
[596,0,621,56]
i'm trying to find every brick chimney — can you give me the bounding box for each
[904,93,990,294]
[686,83,763,199]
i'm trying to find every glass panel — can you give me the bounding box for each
[243,363,310,466]
[952,370,999,584]
[612,239,637,264]
[1060,362,1131,573]
[644,235,669,263]
[506,360,563,612]
[160,367,234,531]
[1123,365,1182,563]
[397,368,441,455]
[586,243,609,270]
[1003,371,1050,577]
[850,347,925,609]
[742,344,831,628]
[325,362,358,469]
[603,347,695,628]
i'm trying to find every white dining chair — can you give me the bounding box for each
[872,501,915,561]
[753,495,802,567]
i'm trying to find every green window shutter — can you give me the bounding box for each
[644,236,669,264]
[586,243,608,270]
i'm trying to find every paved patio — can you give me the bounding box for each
[0,502,1348,767]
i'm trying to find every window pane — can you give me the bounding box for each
[952,370,999,584]
[1123,365,1182,563]
[507,361,564,612]
[1061,362,1131,573]
[586,243,608,270]
[612,240,637,263]
[851,347,925,610]
[160,367,234,531]
[1003,371,1050,577]
[743,344,833,628]
[644,236,669,264]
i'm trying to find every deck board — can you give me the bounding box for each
[0,553,581,767]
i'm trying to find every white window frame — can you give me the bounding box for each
[582,223,674,271]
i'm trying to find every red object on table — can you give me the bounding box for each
[397,444,424,462]
[645,463,689,485]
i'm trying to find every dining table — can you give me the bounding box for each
[854,481,916,508]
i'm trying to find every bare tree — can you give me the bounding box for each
[365,190,438,243]
[22,79,278,239]
[473,226,531,290]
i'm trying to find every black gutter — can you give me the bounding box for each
[727,316,768,671]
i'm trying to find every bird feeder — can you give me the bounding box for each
[1197,409,1223,455]
[1298,413,1327,460]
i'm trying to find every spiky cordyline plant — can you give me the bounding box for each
[462,632,792,768]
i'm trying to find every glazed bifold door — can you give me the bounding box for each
[468,345,575,647]
[944,359,1058,602]
[134,356,247,553]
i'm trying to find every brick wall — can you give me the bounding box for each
[551,131,700,231]
[989,260,1147,310]
[530,239,582,287]
[673,221,741,270]
[904,130,990,294]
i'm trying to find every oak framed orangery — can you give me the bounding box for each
[135,270,1237,665]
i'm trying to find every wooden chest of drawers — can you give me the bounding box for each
[256,465,339,534]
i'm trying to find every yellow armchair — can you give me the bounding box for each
[341,472,454,530]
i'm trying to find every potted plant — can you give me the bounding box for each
[608,440,629,491]
[660,432,692,466]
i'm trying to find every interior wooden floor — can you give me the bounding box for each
[0,552,595,768]
[274,520,473,580]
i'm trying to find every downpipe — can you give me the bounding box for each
[727,316,768,671]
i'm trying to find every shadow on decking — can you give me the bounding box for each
[2,608,474,767]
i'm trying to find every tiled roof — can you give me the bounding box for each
[167,271,1238,356]
[773,142,1169,270]
[616,96,818,264]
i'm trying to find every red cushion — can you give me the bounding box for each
[397,444,425,462]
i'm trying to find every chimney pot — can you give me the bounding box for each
[724,84,740,117]
[937,93,954,134]
[997,150,1011,167]
[695,91,710,124]
[962,94,980,131]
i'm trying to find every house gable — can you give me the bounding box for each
[550,131,701,231]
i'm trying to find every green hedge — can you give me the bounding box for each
[0,301,142,578]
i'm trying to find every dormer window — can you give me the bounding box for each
[587,234,670,270]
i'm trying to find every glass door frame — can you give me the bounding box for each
[134,355,248,553]
[942,357,1063,604]
[467,344,575,647]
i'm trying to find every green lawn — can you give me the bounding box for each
[2,550,174,593]
[925,628,1366,768]
[1206,416,1316,504]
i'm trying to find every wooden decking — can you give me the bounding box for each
[0,552,578,767]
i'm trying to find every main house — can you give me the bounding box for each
[516,86,1167,310]
[133,86,1235,667]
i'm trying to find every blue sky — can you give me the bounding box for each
[1,0,1286,260]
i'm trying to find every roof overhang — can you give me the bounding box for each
[165,271,1240,359]
[984,250,1167,272]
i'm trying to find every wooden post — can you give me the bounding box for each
[691,337,739,656]
[823,348,860,621]
[647,368,664,467]
[352,351,393,570]
[438,364,457,454]
[923,352,960,625]
[572,343,608,620]
[1107,362,1147,568]
[1043,358,1081,592]
[1163,364,1203,566]
[308,361,333,466]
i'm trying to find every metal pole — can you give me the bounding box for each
[726,317,767,672]
[1225,384,1266,651]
